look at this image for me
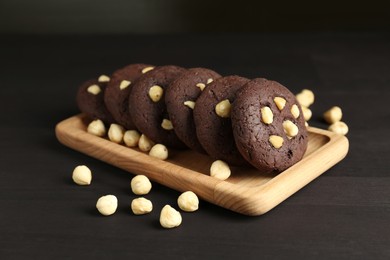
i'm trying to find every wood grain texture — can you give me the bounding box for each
[55,114,349,216]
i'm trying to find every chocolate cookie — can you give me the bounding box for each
[104,64,154,130]
[129,65,187,149]
[231,78,308,173]
[165,68,222,153]
[193,75,250,165]
[76,76,115,124]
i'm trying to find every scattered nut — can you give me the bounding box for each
[290,104,300,119]
[96,195,118,216]
[183,100,195,109]
[148,85,164,102]
[328,121,349,135]
[149,144,168,160]
[142,66,155,74]
[196,83,206,91]
[160,205,182,229]
[138,134,155,152]
[274,97,286,111]
[72,165,92,185]
[177,191,199,212]
[261,106,274,124]
[283,120,299,137]
[98,75,110,82]
[119,80,131,90]
[123,130,141,147]
[296,89,314,107]
[323,106,342,124]
[206,78,214,84]
[131,197,153,215]
[87,84,101,95]
[87,119,106,137]
[131,175,152,195]
[269,135,284,149]
[108,124,125,143]
[161,119,173,130]
[301,106,312,121]
[210,160,231,180]
[215,99,231,118]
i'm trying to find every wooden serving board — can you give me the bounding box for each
[55,114,349,216]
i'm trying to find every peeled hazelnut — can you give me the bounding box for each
[148,85,164,102]
[161,119,173,130]
[206,78,213,84]
[261,106,273,124]
[290,104,300,119]
[138,134,155,152]
[283,120,299,137]
[296,89,314,107]
[149,144,168,160]
[196,83,206,91]
[274,97,286,111]
[131,197,153,215]
[183,100,195,109]
[177,191,199,212]
[301,106,312,121]
[131,175,152,195]
[215,99,231,118]
[210,160,231,180]
[328,121,349,135]
[269,135,284,149]
[96,195,118,216]
[87,84,101,95]
[324,106,342,124]
[123,130,141,147]
[87,119,106,137]
[119,80,131,90]
[98,75,110,82]
[141,66,155,74]
[72,165,92,185]
[160,205,182,228]
[108,124,125,143]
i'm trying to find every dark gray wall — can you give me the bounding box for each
[1,0,389,34]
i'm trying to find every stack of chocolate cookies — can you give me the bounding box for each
[77,64,308,173]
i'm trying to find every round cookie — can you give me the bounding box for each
[231,78,308,173]
[165,68,222,153]
[129,65,187,149]
[193,75,250,166]
[76,77,115,124]
[104,63,154,130]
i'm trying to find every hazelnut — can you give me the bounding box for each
[177,191,199,212]
[196,83,206,91]
[215,99,231,118]
[98,75,110,82]
[138,134,155,152]
[96,195,118,216]
[283,120,299,137]
[72,165,92,185]
[87,84,101,95]
[87,119,106,137]
[149,144,168,160]
[274,97,286,111]
[141,66,155,74]
[328,121,349,135]
[161,119,174,130]
[131,175,152,195]
[261,106,273,124]
[210,160,231,180]
[290,104,300,119]
[296,89,314,107]
[269,135,284,149]
[183,100,195,109]
[323,106,342,124]
[119,80,131,90]
[131,197,153,215]
[123,130,141,147]
[160,205,182,228]
[301,106,312,121]
[206,78,214,84]
[148,85,164,102]
[108,124,125,143]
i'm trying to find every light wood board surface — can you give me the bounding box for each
[55,114,349,216]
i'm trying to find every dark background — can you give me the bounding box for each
[1,1,390,259]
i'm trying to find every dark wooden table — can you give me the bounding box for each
[1,32,389,259]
